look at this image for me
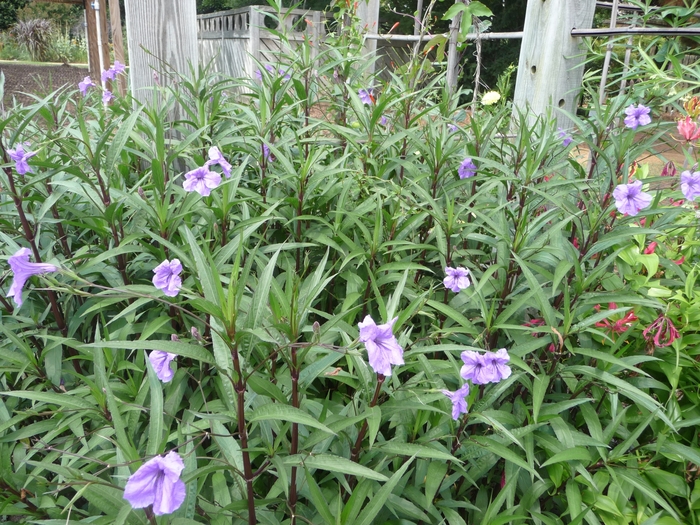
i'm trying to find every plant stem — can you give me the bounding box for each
[230,342,257,525]
[350,374,384,463]
[289,346,300,525]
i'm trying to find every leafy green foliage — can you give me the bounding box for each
[0,3,700,525]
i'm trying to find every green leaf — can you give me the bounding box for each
[248,403,335,434]
[540,447,592,467]
[85,340,214,364]
[284,454,388,481]
[378,442,459,463]
[355,457,415,525]
[304,467,335,525]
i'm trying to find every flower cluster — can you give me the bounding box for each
[643,315,679,348]
[255,64,291,81]
[481,91,501,106]
[460,349,512,385]
[594,302,638,337]
[101,60,126,83]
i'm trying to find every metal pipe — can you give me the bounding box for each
[572,27,700,37]
[365,31,523,41]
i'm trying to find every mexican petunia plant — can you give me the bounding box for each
[0,2,699,524]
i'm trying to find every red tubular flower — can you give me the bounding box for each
[661,161,677,178]
[643,315,679,348]
[523,318,546,337]
[643,242,657,255]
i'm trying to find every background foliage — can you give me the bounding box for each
[1,1,700,525]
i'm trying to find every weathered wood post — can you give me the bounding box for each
[356,0,380,74]
[123,0,199,106]
[108,0,127,96]
[513,0,596,129]
[85,0,110,81]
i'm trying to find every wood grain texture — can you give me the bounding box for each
[86,0,111,81]
[124,0,198,106]
[513,0,596,129]
[108,0,127,96]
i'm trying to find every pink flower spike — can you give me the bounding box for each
[183,166,221,196]
[358,315,404,376]
[7,247,58,308]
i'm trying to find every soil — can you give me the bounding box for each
[0,62,88,106]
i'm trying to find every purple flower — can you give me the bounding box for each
[262,143,272,162]
[460,351,496,385]
[557,127,572,147]
[448,124,458,133]
[255,64,277,80]
[442,383,470,420]
[78,76,96,96]
[101,69,116,83]
[624,104,652,130]
[152,259,182,297]
[483,348,512,382]
[123,450,186,515]
[7,247,58,308]
[149,351,177,382]
[279,67,291,80]
[443,266,470,293]
[358,315,404,376]
[458,157,477,179]
[206,146,232,178]
[102,90,114,104]
[112,60,126,75]
[358,88,374,105]
[183,166,221,196]
[612,180,652,216]
[681,170,700,201]
[7,144,36,175]
[379,115,388,126]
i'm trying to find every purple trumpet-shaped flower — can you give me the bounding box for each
[7,248,58,308]
[183,166,221,196]
[112,60,126,75]
[557,127,572,147]
[358,315,404,376]
[7,144,36,175]
[206,146,232,178]
[442,383,470,420]
[458,157,477,179]
[448,123,459,133]
[149,351,177,382]
[612,180,652,216]
[102,90,114,104]
[255,64,277,80]
[624,104,652,130]
[358,88,374,105]
[262,143,272,162]
[123,450,186,515]
[78,76,96,96]
[152,259,182,297]
[460,348,512,385]
[443,266,470,293]
[681,170,700,201]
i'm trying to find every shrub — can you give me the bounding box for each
[11,18,53,61]
[0,3,699,525]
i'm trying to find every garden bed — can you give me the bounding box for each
[0,61,87,105]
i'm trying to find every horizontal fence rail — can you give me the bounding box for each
[571,27,700,37]
[364,31,524,41]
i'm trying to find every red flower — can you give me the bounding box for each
[661,161,677,178]
[673,255,685,265]
[595,305,637,337]
[643,315,679,348]
[643,242,657,255]
[523,318,546,337]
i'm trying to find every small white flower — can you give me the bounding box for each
[482,91,501,106]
